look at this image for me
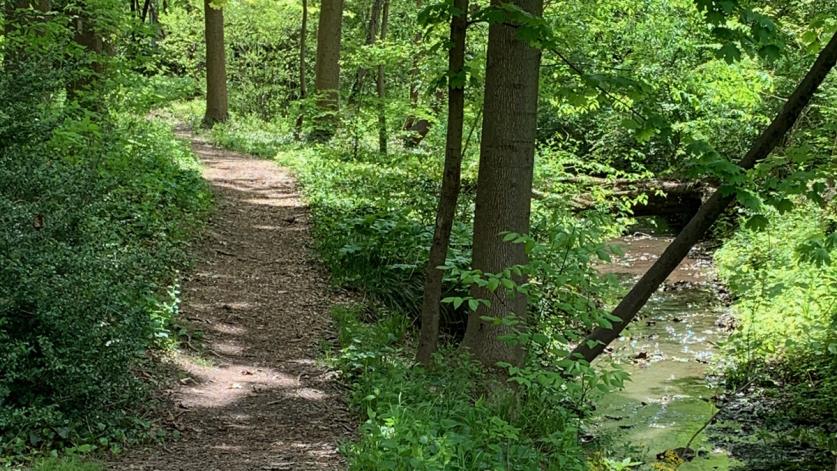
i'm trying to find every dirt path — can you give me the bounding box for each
[111,131,352,470]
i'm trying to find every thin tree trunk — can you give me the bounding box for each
[376,0,389,154]
[312,0,344,141]
[402,0,422,143]
[141,0,150,22]
[571,31,837,364]
[460,0,542,368]
[415,0,468,365]
[202,0,228,127]
[347,0,383,105]
[295,0,308,139]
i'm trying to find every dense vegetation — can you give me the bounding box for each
[714,203,837,465]
[0,4,210,464]
[2,0,836,469]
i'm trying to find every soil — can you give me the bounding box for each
[109,129,353,470]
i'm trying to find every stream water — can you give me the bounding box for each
[594,220,739,469]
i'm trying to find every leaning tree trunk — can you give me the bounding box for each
[375,0,389,154]
[295,0,308,138]
[460,0,543,368]
[415,0,468,365]
[571,31,837,364]
[311,0,344,141]
[202,0,228,127]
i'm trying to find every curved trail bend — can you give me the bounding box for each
[112,130,352,470]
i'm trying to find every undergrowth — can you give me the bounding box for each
[329,305,590,470]
[0,74,211,463]
[714,202,837,463]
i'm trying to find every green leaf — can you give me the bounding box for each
[745,214,769,230]
[717,43,742,63]
[467,298,480,312]
[758,44,782,60]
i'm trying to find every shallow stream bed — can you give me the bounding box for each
[594,226,739,469]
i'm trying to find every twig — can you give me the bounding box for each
[461,106,484,157]
[684,378,755,451]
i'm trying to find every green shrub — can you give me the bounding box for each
[715,204,837,367]
[0,110,211,458]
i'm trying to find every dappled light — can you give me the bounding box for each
[3,0,835,469]
[105,134,352,469]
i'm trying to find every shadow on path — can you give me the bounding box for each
[110,130,353,471]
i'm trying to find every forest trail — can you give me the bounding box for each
[111,129,353,470]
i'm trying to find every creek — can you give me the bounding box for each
[594,219,739,469]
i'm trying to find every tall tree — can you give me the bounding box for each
[571,31,837,364]
[460,0,543,368]
[415,0,468,365]
[295,0,308,138]
[375,0,389,154]
[202,0,228,127]
[312,0,344,141]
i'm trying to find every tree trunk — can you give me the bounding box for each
[311,0,344,141]
[402,0,425,146]
[571,31,837,364]
[67,7,105,105]
[460,0,542,368]
[202,0,228,127]
[347,0,383,105]
[415,0,468,365]
[295,0,308,138]
[376,0,389,154]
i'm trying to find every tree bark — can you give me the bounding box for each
[571,31,837,364]
[295,0,308,138]
[347,0,383,105]
[202,0,228,127]
[376,0,389,154]
[415,0,468,365]
[311,0,344,141]
[460,0,543,368]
